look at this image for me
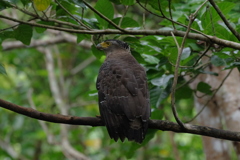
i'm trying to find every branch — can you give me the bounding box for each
[1,14,240,49]
[70,56,96,75]
[8,3,87,30]
[208,0,240,41]
[2,32,91,51]
[82,0,125,32]
[136,0,208,37]
[55,0,90,30]
[0,98,240,142]
[170,2,203,127]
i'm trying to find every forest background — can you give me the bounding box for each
[1,0,240,159]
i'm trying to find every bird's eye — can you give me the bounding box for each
[100,41,111,48]
[104,42,111,47]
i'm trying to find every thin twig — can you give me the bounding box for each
[118,6,129,27]
[9,3,87,30]
[186,68,234,123]
[168,0,175,29]
[176,72,200,90]
[170,32,180,49]
[82,0,125,32]
[171,14,195,128]
[55,0,91,30]
[209,0,240,41]
[0,17,38,32]
[208,5,216,37]
[193,0,208,16]
[136,0,209,38]
[169,0,207,126]
[31,0,41,17]
[192,43,212,67]
[157,0,166,17]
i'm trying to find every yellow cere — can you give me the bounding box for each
[101,42,111,48]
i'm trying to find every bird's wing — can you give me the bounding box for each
[96,60,150,142]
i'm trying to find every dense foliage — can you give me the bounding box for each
[0,0,240,159]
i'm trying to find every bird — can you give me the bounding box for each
[96,39,150,143]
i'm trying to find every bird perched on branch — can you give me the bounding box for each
[96,39,150,143]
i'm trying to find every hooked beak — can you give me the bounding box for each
[96,43,103,50]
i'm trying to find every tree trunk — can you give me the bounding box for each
[187,53,240,159]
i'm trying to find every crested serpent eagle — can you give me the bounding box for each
[96,39,150,143]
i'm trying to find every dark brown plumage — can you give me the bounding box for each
[96,39,150,143]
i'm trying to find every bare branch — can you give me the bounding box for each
[71,56,96,75]
[2,32,91,51]
[192,43,212,67]
[1,98,240,142]
[171,14,195,128]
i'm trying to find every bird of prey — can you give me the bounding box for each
[96,39,150,143]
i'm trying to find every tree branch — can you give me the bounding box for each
[2,32,91,51]
[1,14,240,49]
[55,0,90,30]
[208,0,240,41]
[0,98,240,142]
[82,0,125,32]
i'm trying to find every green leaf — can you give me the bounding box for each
[0,29,15,40]
[181,47,191,60]
[110,0,121,4]
[33,0,51,11]
[120,0,135,5]
[14,24,33,45]
[0,0,12,11]
[224,62,240,70]
[0,63,7,75]
[131,51,146,64]
[109,17,139,28]
[141,54,159,64]
[215,23,232,40]
[150,86,170,108]
[211,55,226,67]
[197,82,212,95]
[91,45,105,59]
[125,129,157,159]
[151,74,174,87]
[150,74,173,107]
[151,108,164,119]
[199,70,218,76]
[56,0,79,17]
[69,0,86,8]
[35,21,54,33]
[94,0,114,28]
[76,34,90,43]
[21,0,30,6]
[176,85,193,99]
[201,2,235,34]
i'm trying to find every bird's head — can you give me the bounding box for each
[96,39,130,53]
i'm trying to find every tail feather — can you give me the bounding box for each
[103,114,148,143]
